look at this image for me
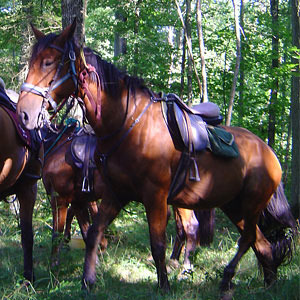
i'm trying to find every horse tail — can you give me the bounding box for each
[195,209,215,246]
[259,182,297,268]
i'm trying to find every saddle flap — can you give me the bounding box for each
[165,101,209,153]
[70,134,97,169]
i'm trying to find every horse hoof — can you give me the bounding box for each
[177,267,194,281]
[220,289,234,300]
[220,281,235,300]
[23,271,35,283]
[264,269,277,287]
[168,259,180,269]
[81,277,95,292]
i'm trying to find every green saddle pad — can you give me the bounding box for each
[206,126,239,158]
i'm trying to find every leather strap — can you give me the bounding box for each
[79,64,102,122]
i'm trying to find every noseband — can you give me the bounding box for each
[20,41,78,126]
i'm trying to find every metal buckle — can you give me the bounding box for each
[82,177,91,193]
[69,50,76,61]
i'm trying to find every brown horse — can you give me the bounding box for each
[0,81,42,282]
[16,22,296,298]
[41,122,106,265]
[42,120,215,267]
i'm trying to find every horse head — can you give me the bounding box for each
[17,20,81,130]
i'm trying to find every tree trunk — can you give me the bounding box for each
[196,0,208,102]
[133,0,142,76]
[291,0,300,217]
[186,0,193,105]
[268,0,279,148]
[226,0,241,126]
[114,11,127,58]
[238,0,245,125]
[175,0,202,103]
[61,0,87,45]
[18,0,33,84]
[180,30,186,99]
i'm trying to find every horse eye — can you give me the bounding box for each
[43,59,54,67]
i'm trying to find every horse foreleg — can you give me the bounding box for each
[88,201,108,251]
[82,195,124,290]
[73,203,91,241]
[17,181,37,282]
[64,206,75,242]
[51,195,68,266]
[145,196,170,292]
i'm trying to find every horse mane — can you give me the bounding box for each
[83,47,149,99]
[30,33,150,98]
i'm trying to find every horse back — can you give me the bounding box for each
[225,126,282,184]
[170,125,282,210]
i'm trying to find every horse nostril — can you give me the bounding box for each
[22,111,29,122]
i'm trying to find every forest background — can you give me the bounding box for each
[0,1,299,299]
[0,0,299,215]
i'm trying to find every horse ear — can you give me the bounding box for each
[56,18,77,46]
[31,23,45,40]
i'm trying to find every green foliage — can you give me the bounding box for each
[0,0,61,89]
[0,0,294,166]
[0,2,298,296]
[0,199,299,299]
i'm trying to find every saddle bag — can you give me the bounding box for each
[206,125,239,158]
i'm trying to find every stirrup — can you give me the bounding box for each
[82,176,91,192]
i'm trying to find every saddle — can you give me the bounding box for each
[160,93,239,201]
[0,86,42,153]
[70,128,97,193]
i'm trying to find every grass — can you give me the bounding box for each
[0,196,299,300]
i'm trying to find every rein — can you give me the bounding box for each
[78,64,102,122]
[44,118,79,157]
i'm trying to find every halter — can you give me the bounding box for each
[20,40,78,127]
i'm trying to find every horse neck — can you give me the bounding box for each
[83,82,132,138]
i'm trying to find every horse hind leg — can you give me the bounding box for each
[251,226,275,286]
[254,184,297,286]
[220,204,260,299]
[170,208,199,272]
[170,207,186,264]
[182,210,199,271]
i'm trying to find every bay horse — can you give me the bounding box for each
[41,121,106,265]
[42,119,215,268]
[16,22,296,298]
[0,79,42,282]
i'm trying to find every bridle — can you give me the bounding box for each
[20,40,78,128]
[19,37,155,155]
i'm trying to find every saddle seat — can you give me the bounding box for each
[161,93,223,154]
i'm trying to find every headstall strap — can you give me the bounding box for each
[79,64,102,122]
[20,40,78,124]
